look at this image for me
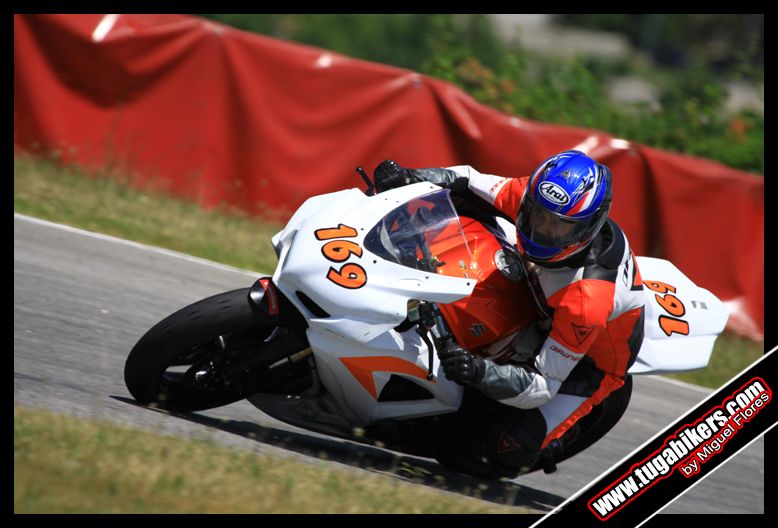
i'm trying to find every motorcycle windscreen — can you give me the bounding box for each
[363,189,482,281]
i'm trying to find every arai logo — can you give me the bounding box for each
[538,182,570,205]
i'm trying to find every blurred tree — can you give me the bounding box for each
[198,14,287,37]
[200,14,505,72]
[555,14,764,82]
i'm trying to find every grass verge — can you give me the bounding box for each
[13,153,763,387]
[666,333,763,388]
[14,405,520,513]
[13,154,280,274]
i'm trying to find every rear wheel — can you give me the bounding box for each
[124,288,309,412]
[397,377,634,479]
[529,375,634,473]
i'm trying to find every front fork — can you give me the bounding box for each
[222,277,311,381]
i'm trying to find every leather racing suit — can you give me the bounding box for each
[378,162,646,477]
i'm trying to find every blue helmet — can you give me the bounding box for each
[516,150,612,264]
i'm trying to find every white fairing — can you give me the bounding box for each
[629,257,730,374]
[272,184,476,343]
[308,327,463,424]
[271,183,475,424]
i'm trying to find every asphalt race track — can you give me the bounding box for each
[13,214,764,515]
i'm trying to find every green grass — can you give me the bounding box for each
[14,405,521,514]
[13,153,763,388]
[13,154,281,274]
[666,333,764,388]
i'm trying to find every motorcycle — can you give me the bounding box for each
[124,168,729,478]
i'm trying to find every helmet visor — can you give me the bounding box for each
[516,198,589,249]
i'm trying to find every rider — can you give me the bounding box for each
[374,151,646,478]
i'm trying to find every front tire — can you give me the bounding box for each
[124,288,307,412]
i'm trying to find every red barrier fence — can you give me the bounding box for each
[13,14,763,341]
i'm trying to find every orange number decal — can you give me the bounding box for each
[322,240,363,262]
[644,281,676,294]
[645,280,690,336]
[654,293,685,318]
[315,224,367,289]
[315,224,358,241]
[327,264,367,289]
[659,315,690,336]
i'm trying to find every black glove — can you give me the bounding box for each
[374,159,422,193]
[438,342,485,385]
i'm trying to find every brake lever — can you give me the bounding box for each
[416,302,455,380]
[356,166,375,196]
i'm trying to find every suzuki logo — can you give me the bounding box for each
[539,182,570,205]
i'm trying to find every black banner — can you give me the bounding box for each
[531,348,775,527]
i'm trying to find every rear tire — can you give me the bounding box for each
[529,375,634,473]
[124,288,306,412]
[416,377,634,479]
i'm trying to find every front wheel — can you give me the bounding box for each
[124,288,309,412]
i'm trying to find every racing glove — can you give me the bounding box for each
[374,159,466,193]
[438,342,486,385]
[374,160,422,192]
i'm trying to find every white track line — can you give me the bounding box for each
[14,213,263,278]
